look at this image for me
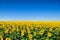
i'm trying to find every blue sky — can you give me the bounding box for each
[0,0,60,21]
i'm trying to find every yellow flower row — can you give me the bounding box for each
[0,22,60,40]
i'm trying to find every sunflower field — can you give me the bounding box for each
[0,21,60,40]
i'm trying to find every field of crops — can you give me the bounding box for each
[0,21,60,40]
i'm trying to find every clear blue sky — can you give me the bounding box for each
[0,0,60,21]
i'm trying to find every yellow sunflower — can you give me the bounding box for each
[4,29,9,34]
[27,28,30,33]
[21,29,25,36]
[34,32,36,36]
[56,27,59,31]
[47,32,52,37]
[39,29,44,36]
[49,28,53,32]
[9,31,12,34]
[30,39,32,40]
[11,28,15,32]
[0,36,3,40]
[28,34,32,39]
[5,38,11,40]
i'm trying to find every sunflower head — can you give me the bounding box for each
[49,28,53,32]
[39,29,44,36]
[47,32,52,37]
[21,29,26,36]
[0,36,3,40]
[34,32,36,36]
[27,29,30,33]
[4,29,9,34]
[28,34,32,39]
[6,38,11,40]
